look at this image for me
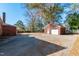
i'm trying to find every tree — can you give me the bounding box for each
[26,3,63,24]
[35,17,44,32]
[15,20,26,32]
[24,3,63,32]
[66,13,79,32]
[26,16,44,32]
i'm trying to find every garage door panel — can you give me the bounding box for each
[51,29,59,35]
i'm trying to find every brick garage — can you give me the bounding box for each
[0,12,16,36]
[44,23,65,35]
[0,24,2,36]
[0,24,16,36]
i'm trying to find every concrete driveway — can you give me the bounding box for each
[0,33,77,56]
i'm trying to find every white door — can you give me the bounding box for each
[51,29,59,35]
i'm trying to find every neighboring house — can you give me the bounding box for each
[43,22,65,35]
[0,12,16,36]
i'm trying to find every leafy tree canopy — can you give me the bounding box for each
[15,20,26,32]
[66,12,79,32]
[26,3,63,23]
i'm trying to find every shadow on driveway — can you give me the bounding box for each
[0,34,66,56]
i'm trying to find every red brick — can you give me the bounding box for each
[1,24,16,36]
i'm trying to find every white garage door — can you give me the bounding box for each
[51,29,59,35]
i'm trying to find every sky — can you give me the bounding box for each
[0,3,71,25]
[0,3,26,25]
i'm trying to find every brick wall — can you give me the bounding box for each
[58,26,65,35]
[1,25,16,36]
[0,24,2,35]
[44,23,65,35]
[44,23,53,34]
